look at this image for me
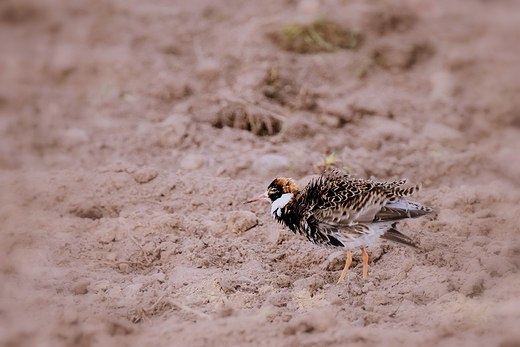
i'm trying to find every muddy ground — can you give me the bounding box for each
[1,0,520,346]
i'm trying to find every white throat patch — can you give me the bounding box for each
[270,193,294,218]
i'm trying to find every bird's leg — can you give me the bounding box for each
[361,247,369,279]
[337,249,352,283]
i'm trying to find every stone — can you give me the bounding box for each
[430,70,457,101]
[319,113,341,128]
[373,39,433,70]
[352,317,365,327]
[157,114,190,147]
[283,307,337,335]
[107,285,124,298]
[94,225,117,244]
[61,128,89,149]
[71,281,89,295]
[71,203,104,220]
[124,283,143,297]
[323,250,346,271]
[267,292,291,307]
[196,59,220,80]
[180,154,206,171]
[226,211,258,234]
[293,274,324,294]
[49,44,78,79]
[266,229,281,245]
[131,167,159,184]
[118,263,131,274]
[87,279,110,293]
[252,154,291,177]
[421,122,464,149]
[151,272,166,283]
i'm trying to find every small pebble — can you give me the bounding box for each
[87,280,110,293]
[362,282,375,293]
[151,272,166,283]
[421,123,464,148]
[107,285,123,298]
[352,317,365,327]
[94,226,116,244]
[71,281,89,295]
[124,283,143,297]
[118,263,131,273]
[252,154,290,177]
[157,114,190,147]
[226,211,258,234]
[62,128,89,148]
[430,70,456,101]
[180,154,206,171]
[131,167,159,184]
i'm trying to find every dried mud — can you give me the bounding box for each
[1,0,520,346]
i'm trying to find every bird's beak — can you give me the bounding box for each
[246,191,268,203]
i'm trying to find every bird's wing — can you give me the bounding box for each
[307,217,373,245]
[311,218,417,249]
[314,201,382,225]
[309,180,388,225]
[299,170,425,248]
[304,170,430,225]
[310,219,400,248]
[374,200,433,221]
[301,171,386,225]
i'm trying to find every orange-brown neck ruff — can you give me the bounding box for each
[269,178,298,194]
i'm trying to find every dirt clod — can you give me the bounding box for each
[214,102,284,136]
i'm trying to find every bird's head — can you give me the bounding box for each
[247,177,298,218]
[247,177,298,203]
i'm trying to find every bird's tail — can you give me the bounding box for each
[379,223,418,248]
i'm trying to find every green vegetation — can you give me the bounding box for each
[270,19,361,54]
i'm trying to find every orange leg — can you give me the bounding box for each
[337,249,352,283]
[361,247,369,279]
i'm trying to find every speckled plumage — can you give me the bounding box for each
[248,169,432,281]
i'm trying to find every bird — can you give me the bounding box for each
[247,169,432,282]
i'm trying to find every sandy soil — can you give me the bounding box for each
[1,0,520,346]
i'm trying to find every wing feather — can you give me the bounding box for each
[302,171,430,225]
[296,170,430,249]
[374,200,433,221]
